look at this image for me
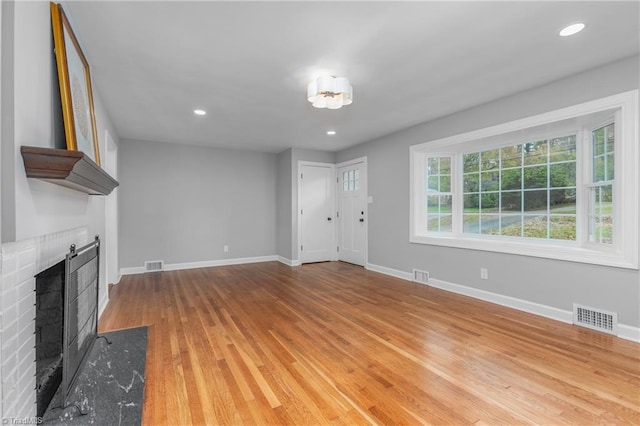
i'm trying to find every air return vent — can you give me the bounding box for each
[573,304,617,335]
[413,269,429,285]
[144,260,164,272]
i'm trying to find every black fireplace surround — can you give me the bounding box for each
[35,236,100,417]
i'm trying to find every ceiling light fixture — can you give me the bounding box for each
[307,76,353,109]
[193,109,206,116]
[559,22,585,37]
[326,130,336,135]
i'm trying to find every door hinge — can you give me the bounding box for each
[301,245,303,251]
[301,173,303,179]
[337,246,339,252]
[336,211,339,218]
[301,209,303,214]
[336,177,339,183]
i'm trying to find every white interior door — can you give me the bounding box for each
[299,163,335,263]
[338,160,367,266]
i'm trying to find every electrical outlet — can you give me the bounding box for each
[480,268,489,280]
[223,245,229,253]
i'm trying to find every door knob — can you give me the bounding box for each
[327,217,332,221]
[359,218,364,222]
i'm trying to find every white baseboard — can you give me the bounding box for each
[120,255,279,276]
[366,263,413,281]
[366,263,639,343]
[278,256,301,267]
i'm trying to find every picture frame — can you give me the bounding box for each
[50,2,101,167]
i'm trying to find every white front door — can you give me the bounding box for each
[299,163,335,263]
[338,160,367,266]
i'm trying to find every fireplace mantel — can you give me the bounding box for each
[21,146,119,195]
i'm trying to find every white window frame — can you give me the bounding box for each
[410,90,639,269]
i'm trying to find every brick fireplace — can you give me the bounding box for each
[0,227,88,420]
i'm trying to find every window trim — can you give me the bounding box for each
[410,90,639,269]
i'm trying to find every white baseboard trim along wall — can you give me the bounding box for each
[120,255,281,276]
[277,256,301,267]
[366,262,640,343]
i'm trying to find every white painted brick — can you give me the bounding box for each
[16,277,35,303]
[17,392,36,419]
[1,253,17,275]
[2,271,17,290]
[17,327,35,360]
[1,351,16,378]
[17,338,33,364]
[17,265,36,288]
[1,321,17,353]
[18,354,34,383]
[17,249,36,270]
[2,369,16,403]
[17,293,35,320]
[1,286,16,314]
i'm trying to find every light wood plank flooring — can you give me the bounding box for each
[99,261,640,425]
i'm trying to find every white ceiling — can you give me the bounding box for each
[63,1,639,154]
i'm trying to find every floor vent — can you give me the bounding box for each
[573,304,617,335]
[413,269,429,285]
[144,260,164,272]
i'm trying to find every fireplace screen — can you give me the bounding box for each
[62,236,100,406]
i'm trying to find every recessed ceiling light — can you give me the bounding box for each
[326,130,336,135]
[193,109,206,116]
[559,23,585,37]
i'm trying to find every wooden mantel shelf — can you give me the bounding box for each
[21,146,119,195]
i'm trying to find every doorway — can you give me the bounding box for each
[337,158,367,266]
[298,162,336,263]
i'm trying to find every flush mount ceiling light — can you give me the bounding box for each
[559,22,585,37]
[193,109,206,116]
[307,76,353,109]
[326,130,336,135]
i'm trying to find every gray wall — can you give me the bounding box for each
[119,139,277,268]
[336,56,640,327]
[276,148,293,259]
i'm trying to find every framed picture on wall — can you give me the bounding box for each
[51,2,101,167]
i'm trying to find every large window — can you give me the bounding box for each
[410,91,638,269]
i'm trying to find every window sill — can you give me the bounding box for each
[410,234,637,270]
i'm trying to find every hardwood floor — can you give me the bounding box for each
[99,261,640,425]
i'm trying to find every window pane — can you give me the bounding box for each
[440,215,452,232]
[549,162,576,187]
[501,145,522,168]
[480,215,500,235]
[589,185,613,244]
[523,165,547,189]
[501,168,522,190]
[440,175,451,192]
[463,173,479,192]
[606,153,614,181]
[428,176,439,192]
[524,190,547,212]
[550,189,576,212]
[523,215,548,238]
[348,180,354,191]
[593,156,605,182]
[549,136,576,163]
[550,216,576,240]
[428,158,439,175]
[481,149,500,170]
[593,127,605,156]
[440,157,451,174]
[463,153,479,173]
[463,215,480,234]
[343,179,348,191]
[354,180,359,190]
[481,193,499,211]
[463,194,479,212]
[354,169,360,180]
[605,124,615,154]
[481,172,499,192]
[501,191,522,212]
[524,140,548,165]
[500,215,522,237]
